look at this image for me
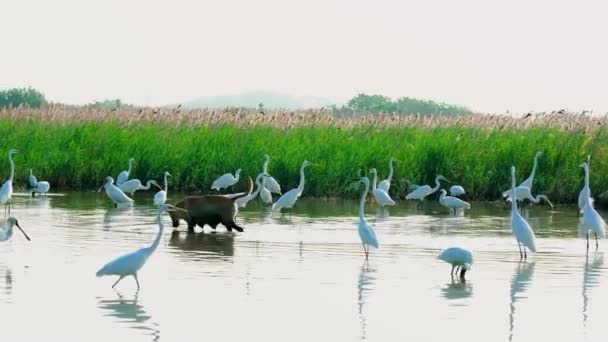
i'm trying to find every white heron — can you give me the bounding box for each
[259,177,273,205]
[272,160,315,211]
[370,168,395,207]
[153,171,171,206]
[502,151,542,198]
[580,162,606,250]
[236,173,266,208]
[578,155,593,215]
[504,186,553,209]
[449,185,466,197]
[98,176,134,207]
[262,154,282,195]
[96,204,176,289]
[116,158,135,186]
[0,149,18,217]
[28,168,50,197]
[357,177,379,260]
[118,179,161,197]
[438,247,473,280]
[28,169,37,189]
[377,157,397,192]
[0,217,31,242]
[438,189,471,215]
[510,166,537,259]
[211,169,241,191]
[404,175,449,208]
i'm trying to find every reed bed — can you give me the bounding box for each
[0,105,606,204]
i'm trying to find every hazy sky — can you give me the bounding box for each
[1,0,607,113]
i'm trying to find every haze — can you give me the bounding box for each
[1,0,607,113]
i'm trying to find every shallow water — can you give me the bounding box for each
[1,192,607,341]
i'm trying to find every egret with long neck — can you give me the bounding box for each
[404,175,449,208]
[154,171,171,206]
[370,168,395,207]
[357,177,379,260]
[578,155,593,215]
[378,157,397,192]
[0,149,18,217]
[580,162,606,250]
[262,154,282,195]
[272,160,315,211]
[510,166,537,259]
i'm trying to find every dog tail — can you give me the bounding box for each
[231,176,253,201]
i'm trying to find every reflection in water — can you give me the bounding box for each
[103,206,135,230]
[357,262,377,341]
[441,278,473,300]
[375,206,390,220]
[169,230,235,257]
[1,267,12,303]
[509,261,536,342]
[582,252,603,327]
[97,292,159,341]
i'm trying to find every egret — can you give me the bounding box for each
[28,169,37,189]
[377,157,397,192]
[211,169,241,191]
[504,186,553,209]
[0,149,18,217]
[96,204,175,289]
[578,155,593,215]
[0,217,31,242]
[438,247,473,280]
[262,154,282,195]
[119,179,161,197]
[580,162,606,250]
[116,158,135,185]
[370,168,395,207]
[153,171,171,206]
[259,178,273,205]
[98,176,134,207]
[31,181,50,197]
[236,173,266,208]
[510,166,537,259]
[502,151,542,198]
[438,189,471,215]
[449,185,466,197]
[404,175,449,208]
[357,177,379,260]
[272,160,315,211]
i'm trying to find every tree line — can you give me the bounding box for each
[330,93,472,116]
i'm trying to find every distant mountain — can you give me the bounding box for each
[180,91,333,109]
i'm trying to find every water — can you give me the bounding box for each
[1,192,607,342]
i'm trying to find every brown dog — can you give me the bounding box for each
[169,177,252,233]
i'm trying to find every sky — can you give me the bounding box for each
[1,0,607,113]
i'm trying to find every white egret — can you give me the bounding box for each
[153,171,171,206]
[580,162,606,250]
[0,217,31,242]
[262,154,282,195]
[236,173,266,208]
[438,247,473,280]
[357,177,379,260]
[504,186,553,209]
[31,181,50,197]
[98,176,134,207]
[378,157,397,192]
[28,169,37,189]
[449,185,466,197]
[438,189,471,215]
[0,149,18,217]
[259,178,273,205]
[578,155,593,215]
[502,151,542,198]
[96,204,175,289]
[211,169,241,191]
[510,166,537,259]
[272,160,315,211]
[119,179,161,197]
[405,175,449,208]
[116,158,135,185]
[370,168,395,207]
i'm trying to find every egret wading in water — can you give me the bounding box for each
[272,160,316,211]
[502,151,542,199]
[377,157,397,192]
[116,158,135,186]
[98,176,134,207]
[28,169,50,197]
[0,217,31,242]
[236,173,267,208]
[504,186,553,210]
[438,247,472,281]
[96,204,177,289]
[211,169,241,191]
[262,154,282,195]
[153,171,171,206]
[510,166,537,259]
[449,185,465,197]
[580,162,606,250]
[119,179,161,197]
[578,155,593,215]
[370,168,395,207]
[0,149,18,218]
[438,189,471,215]
[259,177,273,205]
[357,177,379,260]
[405,175,449,208]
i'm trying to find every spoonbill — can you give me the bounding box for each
[0,217,31,242]
[153,171,171,206]
[236,173,266,208]
[99,177,134,207]
[119,179,161,197]
[580,162,606,250]
[510,166,537,259]
[357,177,379,260]
[262,154,282,195]
[116,158,135,185]
[438,189,471,215]
[272,160,315,211]
[502,151,542,198]
[578,155,593,215]
[377,157,397,192]
[449,185,466,197]
[0,149,18,217]
[370,168,395,207]
[211,169,241,191]
[438,247,472,280]
[96,204,176,289]
[405,175,449,208]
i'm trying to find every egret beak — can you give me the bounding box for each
[16,222,31,241]
[155,184,163,190]
[310,163,319,167]
[97,184,104,192]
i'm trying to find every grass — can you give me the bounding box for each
[0,106,607,203]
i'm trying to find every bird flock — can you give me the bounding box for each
[0,149,605,287]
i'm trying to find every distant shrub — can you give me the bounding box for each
[0,87,47,108]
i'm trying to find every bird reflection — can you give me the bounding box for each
[259,207,273,222]
[357,262,377,341]
[169,230,235,258]
[375,206,390,220]
[509,261,536,342]
[97,291,159,341]
[582,252,603,327]
[103,206,134,230]
[1,267,12,303]
[441,278,473,300]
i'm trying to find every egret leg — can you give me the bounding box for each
[586,232,589,251]
[112,276,125,288]
[455,265,460,273]
[517,242,523,259]
[524,247,527,260]
[133,273,140,290]
[450,265,455,276]
[595,232,599,250]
